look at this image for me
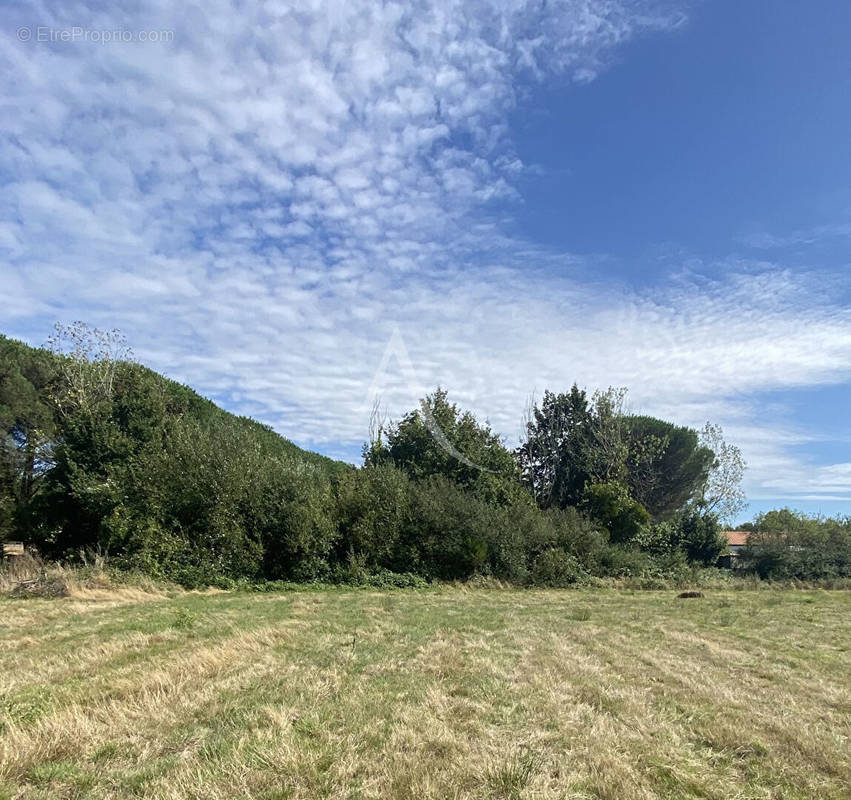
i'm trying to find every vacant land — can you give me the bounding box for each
[1,588,849,800]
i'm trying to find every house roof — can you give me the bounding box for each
[724,530,749,547]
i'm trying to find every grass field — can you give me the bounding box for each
[1,587,849,800]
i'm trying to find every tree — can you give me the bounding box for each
[366,388,516,501]
[516,385,592,509]
[46,321,131,420]
[517,385,714,522]
[697,423,746,523]
[586,387,630,485]
[673,507,725,565]
[399,475,496,579]
[333,463,410,570]
[28,323,136,556]
[625,416,714,520]
[742,509,851,579]
[0,337,58,537]
[582,480,650,544]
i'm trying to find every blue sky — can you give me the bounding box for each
[1,0,850,524]
[511,0,851,263]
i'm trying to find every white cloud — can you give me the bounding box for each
[740,218,851,250]
[1,0,850,505]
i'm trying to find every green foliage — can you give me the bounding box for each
[585,387,631,484]
[624,416,714,520]
[1,330,345,585]
[542,506,609,564]
[582,481,650,544]
[637,507,725,565]
[516,385,592,509]
[400,475,496,580]
[0,337,58,538]
[329,555,429,588]
[743,509,851,579]
[371,388,516,500]
[674,508,725,565]
[171,608,198,630]
[7,327,843,588]
[597,545,655,577]
[531,548,586,587]
[518,386,724,530]
[333,463,410,570]
[377,475,545,583]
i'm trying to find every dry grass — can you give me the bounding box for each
[0,552,173,605]
[1,587,849,799]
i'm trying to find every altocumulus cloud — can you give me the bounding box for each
[2,0,851,503]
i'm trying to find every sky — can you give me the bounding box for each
[1,0,850,524]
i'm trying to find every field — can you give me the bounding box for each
[1,588,850,800]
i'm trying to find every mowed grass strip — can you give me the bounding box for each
[1,589,849,799]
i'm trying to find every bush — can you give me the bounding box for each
[479,498,543,583]
[675,508,725,565]
[394,477,579,583]
[333,464,410,570]
[530,548,587,587]
[636,508,724,566]
[399,475,496,580]
[742,511,851,580]
[543,506,609,572]
[582,481,650,545]
[598,545,654,577]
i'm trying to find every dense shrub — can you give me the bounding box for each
[597,545,655,577]
[582,481,651,544]
[4,332,849,588]
[5,340,344,585]
[399,475,496,580]
[542,506,610,571]
[743,510,851,579]
[636,507,725,566]
[674,508,725,565]
[531,548,587,586]
[333,463,410,570]
[366,388,516,496]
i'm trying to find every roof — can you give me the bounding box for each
[724,530,750,547]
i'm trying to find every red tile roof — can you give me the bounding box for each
[724,530,749,547]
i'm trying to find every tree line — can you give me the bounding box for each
[3,323,844,587]
[740,510,851,580]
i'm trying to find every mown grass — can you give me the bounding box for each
[1,587,849,799]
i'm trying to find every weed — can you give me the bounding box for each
[171,607,197,630]
[484,748,543,799]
